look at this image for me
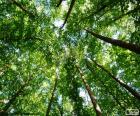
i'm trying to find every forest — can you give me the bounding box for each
[0,0,140,115]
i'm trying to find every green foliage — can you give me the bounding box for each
[0,0,140,115]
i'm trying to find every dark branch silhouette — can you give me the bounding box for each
[106,5,140,25]
[87,58,140,100]
[3,85,26,111]
[56,0,63,7]
[3,77,32,111]
[11,0,35,17]
[86,29,140,54]
[46,68,59,116]
[61,0,76,29]
[86,61,125,110]
[76,65,102,116]
[0,111,39,115]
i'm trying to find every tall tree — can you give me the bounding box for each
[1,0,140,115]
[86,58,140,100]
[61,0,76,28]
[86,29,140,54]
[76,65,102,116]
[46,67,59,116]
[2,77,32,112]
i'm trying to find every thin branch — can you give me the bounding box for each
[3,86,25,111]
[46,68,59,116]
[86,29,140,54]
[87,58,140,100]
[86,61,125,109]
[61,0,76,29]
[2,77,32,111]
[11,0,35,17]
[76,65,102,116]
[56,0,63,7]
[107,5,140,25]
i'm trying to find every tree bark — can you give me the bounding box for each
[86,61,125,109]
[3,88,23,111]
[2,77,32,112]
[56,0,63,7]
[61,0,76,28]
[76,65,102,116]
[86,29,140,54]
[46,69,58,116]
[87,58,140,100]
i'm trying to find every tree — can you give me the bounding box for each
[76,65,102,116]
[0,0,140,115]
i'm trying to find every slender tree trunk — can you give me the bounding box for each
[61,0,76,28]
[76,65,102,116]
[46,68,59,116]
[56,0,63,7]
[58,95,63,116]
[86,61,125,109]
[87,58,140,100]
[57,103,63,116]
[3,88,23,111]
[86,29,140,54]
[2,77,32,112]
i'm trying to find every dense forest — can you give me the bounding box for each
[0,0,140,115]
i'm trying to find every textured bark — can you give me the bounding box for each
[88,59,140,100]
[86,29,140,54]
[76,65,102,116]
[61,0,76,28]
[46,71,58,116]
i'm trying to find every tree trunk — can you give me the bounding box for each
[87,58,140,100]
[2,77,32,112]
[86,62,125,109]
[112,5,140,23]
[61,0,76,28]
[86,29,140,54]
[3,88,23,111]
[76,65,102,116]
[56,0,63,7]
[46,68,58,116]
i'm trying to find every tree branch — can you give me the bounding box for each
[11,0,35,18]
[107,5,140,25]
[61,0,76,29]
[87,58,140,100]
[86,61,125,109]
[56,0,63,7]
[76,65,102,116]
[46,68,59,116]
[86,29,140,54]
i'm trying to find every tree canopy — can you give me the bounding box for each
[0,0,140,115]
